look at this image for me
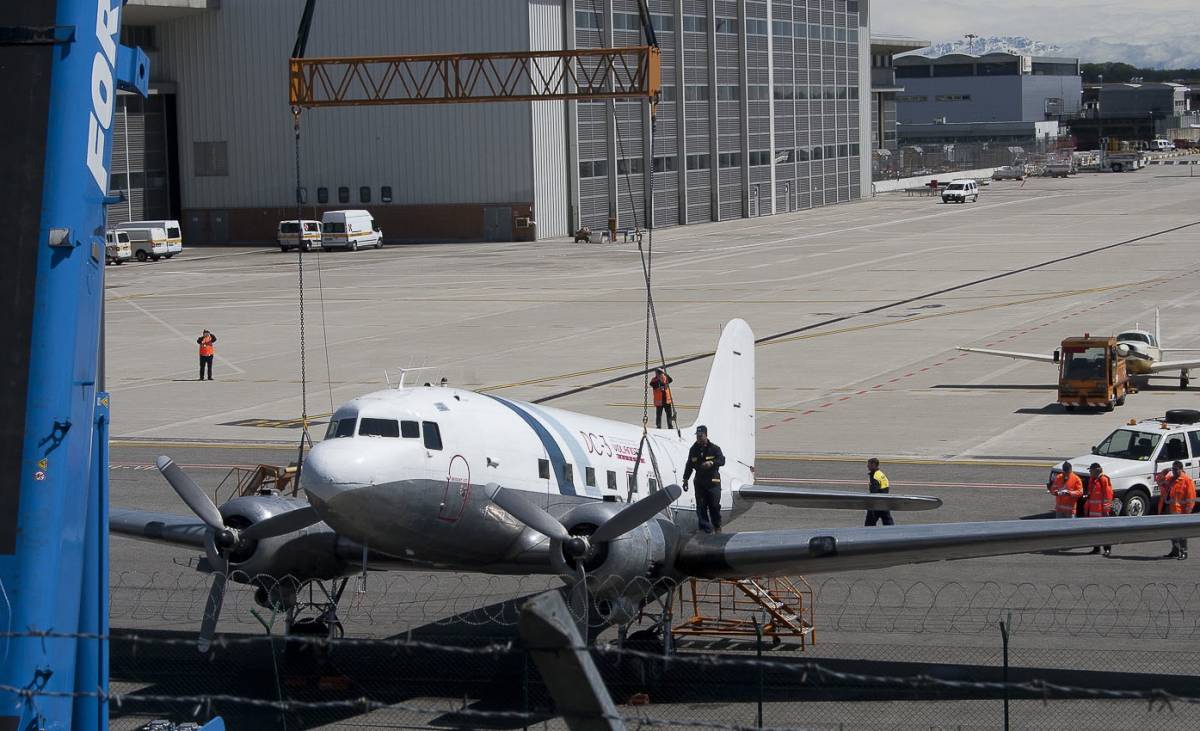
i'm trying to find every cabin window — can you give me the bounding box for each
[538,459,550,479]
[562,463,574,484]
[401,420,419,438]
[585,467,596,487]
[606,470,618,491]
[359,418,399,438]
[627,471,637,492]
[649,477,659,493]
[421,421,443,450]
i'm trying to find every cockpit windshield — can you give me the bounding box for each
[1118,332,1151,345]
[359,418,400,438]
[1095,429,1160,460]
[325,417,357,439]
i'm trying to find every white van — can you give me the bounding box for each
[1150,138,1176,152]
[940,179,979,204]
[115,220,184,262]
[321,210,382,251]
[104,230,132,265]
[277,220,322,252]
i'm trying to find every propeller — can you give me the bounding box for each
[156,455,321,650]
[484,482,682,629]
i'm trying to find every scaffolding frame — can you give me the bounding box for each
[673,576,816,649]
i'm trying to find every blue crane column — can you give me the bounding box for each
[0,1,147,728]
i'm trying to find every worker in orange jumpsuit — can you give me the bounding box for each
[650,368,675,429]
[1084,462,1114,556]
[1157,460,1196,560]
[1047,461,1083,518]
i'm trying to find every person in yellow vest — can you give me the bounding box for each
[197,329,217,381]
[865,458,894,526]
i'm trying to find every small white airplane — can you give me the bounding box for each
[113,319,1200,649]
[958,309,1200,389]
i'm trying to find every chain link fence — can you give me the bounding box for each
[872,139,1071,182]
[79,574,1200,729]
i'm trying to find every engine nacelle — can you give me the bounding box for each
[217,495,351,587]
[549,501,672,621]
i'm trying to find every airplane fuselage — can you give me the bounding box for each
[301,387,743,573]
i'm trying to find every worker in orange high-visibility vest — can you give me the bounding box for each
[1047,462,1083,518]
[650,367,675,429]
[1084,462,1114,556]
[1157,460,1196,560]
[197,329,217,381]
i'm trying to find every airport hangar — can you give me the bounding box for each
[114,0,872,243]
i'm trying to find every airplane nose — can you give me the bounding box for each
[301,438,377,507]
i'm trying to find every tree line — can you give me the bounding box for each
[1081,62,1200,83]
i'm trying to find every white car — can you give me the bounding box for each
[992,165,1025,181]
[940,179,979,203]
[1051,409,1200,517]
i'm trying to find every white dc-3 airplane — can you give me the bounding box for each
[958,309,1200,388]
[113,320,1200,649]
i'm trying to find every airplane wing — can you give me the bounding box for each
[111,507,209,549]
[738,485,942,512]
[956,346,1056,363]
[676,515,1200,578]
[1150,358,1200,374]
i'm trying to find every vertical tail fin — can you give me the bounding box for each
[693,319,755,488]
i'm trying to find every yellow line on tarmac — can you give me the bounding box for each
[111,439,298,450]
[758,453,1051,468]
[481,277,1168,392]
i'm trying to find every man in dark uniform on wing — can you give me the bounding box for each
[683,425,726,534]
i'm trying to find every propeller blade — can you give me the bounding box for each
[157,456,224,531]
[568,563,589,632]
[591,484,682,543]
[198,530,228,653]
[485,483,571,542]
[241,505,321,541]
[198,571,227,653]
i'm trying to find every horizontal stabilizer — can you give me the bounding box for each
[956,346,1055,363]
[739,485,942,512]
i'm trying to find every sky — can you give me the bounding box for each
[871,0,1200,69]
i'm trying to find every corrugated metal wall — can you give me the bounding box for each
[528,0,570,237]
[153,0,536,213]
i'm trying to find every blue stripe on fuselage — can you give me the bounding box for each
[485,394,576,496]
[524,402,598,499]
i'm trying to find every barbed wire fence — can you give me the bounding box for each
[57,572,1200,729]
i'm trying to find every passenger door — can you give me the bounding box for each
[439,454,470,523]
[1188,431,1200,483]
[1155,433,1190,476]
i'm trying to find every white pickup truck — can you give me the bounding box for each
[1051,410,1200,516]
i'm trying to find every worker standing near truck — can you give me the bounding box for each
[1047,462,1084,518]
[1085,463,1114,556]
[1157,461,1196,560]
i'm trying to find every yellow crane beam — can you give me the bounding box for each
[290,46,660,107]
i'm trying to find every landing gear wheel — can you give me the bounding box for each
[1181,376,1190,390]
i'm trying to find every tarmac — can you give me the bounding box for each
[104,164,1200,729]
[107,162,1200,462]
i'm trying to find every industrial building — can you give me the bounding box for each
[1069,82,1198,148]
[894,51,1082,125]
[114,0,871,243]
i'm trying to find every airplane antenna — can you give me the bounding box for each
[384,369,391,388]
